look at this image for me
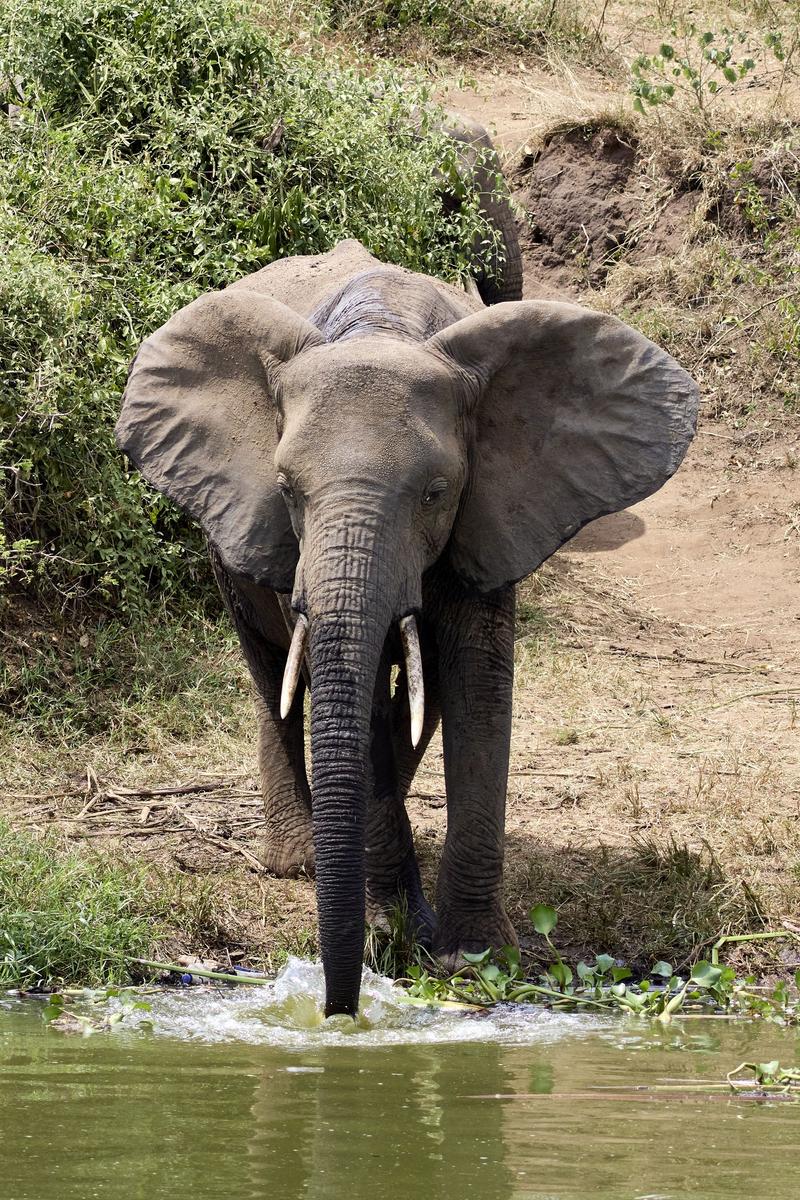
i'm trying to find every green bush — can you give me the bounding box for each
[0,0,489,612]
[324,0,585,55]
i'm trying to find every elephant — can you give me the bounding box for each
[433,112,523,305]
[116,233,698,1018]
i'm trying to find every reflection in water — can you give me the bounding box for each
[246,1042,517,1200]
[1,967,799,1200]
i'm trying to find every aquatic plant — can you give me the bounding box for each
[727,1060,800,1093]
[403,905,800,1024]
[40,987,153,1036]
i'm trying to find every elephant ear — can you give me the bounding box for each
[428,301,698,591]
[116,289,324,587]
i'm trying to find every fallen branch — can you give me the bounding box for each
[605,644,772,674]
[703,686,800,712]
[133,957,271,985]
[103,779,241,799]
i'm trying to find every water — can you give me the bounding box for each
[1,959,798,1200]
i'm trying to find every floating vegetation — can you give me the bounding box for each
[402,906,800,1025]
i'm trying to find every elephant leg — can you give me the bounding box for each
[365,645,439,946]
[211,556,315,878]
[429,570,517,961]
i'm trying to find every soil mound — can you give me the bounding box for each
[514,125,639,295]
[513,124,694,298]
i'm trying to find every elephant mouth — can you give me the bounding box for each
[279,610,425,749]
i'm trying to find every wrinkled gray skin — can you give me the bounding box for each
[117,151,698,1021]
[435,113,522,304]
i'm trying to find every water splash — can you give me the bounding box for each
[127,957,601,1047]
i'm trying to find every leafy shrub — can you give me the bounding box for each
[324,0,586,56]
[630,24,784,124]
[0,0,489,612]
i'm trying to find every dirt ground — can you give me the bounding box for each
[441,58,799,969]
[4,15,800,976]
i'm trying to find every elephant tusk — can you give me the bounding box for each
[399,614,425,749]
[280,613,309,720]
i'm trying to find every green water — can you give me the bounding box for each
[1,961,798,1200]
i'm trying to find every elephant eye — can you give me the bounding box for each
[277,473,295,505]
[422,479,448,508]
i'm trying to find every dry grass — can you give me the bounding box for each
[6,544,796,977]
[498,557,800,973]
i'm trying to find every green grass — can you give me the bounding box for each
[0,819,219,988]
[0,600,247,740]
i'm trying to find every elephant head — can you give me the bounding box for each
[116,272,697,1017]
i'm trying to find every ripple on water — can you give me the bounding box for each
[132,957,602,1047]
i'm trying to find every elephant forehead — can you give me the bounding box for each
[276,342,463,481]
[279,340,459,417]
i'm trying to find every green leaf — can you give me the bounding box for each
[501,946,521,975]
[594,954,614,974]
[462,949,492,966]
[548,962,573,989]
[611,967,632,983]
[530,905,557,936]
[690,961,722,988]
[722,67,736,83]
[652,961,673,977]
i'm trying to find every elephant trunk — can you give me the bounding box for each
[302,501,396,1017]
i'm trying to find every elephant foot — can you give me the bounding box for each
[261,829,316,879]
[434,901,517,973]
[366,881,437,950]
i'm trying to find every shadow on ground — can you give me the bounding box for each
[414,828,764,974]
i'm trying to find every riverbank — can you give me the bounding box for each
[2,0,798,985]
